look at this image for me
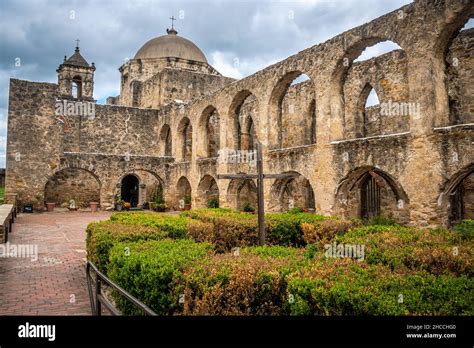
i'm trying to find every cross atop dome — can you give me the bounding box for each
[167,15,178,35]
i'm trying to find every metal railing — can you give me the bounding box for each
[86,261,157,316]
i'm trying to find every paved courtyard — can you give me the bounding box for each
[0,211,111,315]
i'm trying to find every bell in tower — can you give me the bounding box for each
[56,40,95,101]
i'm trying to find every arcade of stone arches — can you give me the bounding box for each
[43,164,473,225]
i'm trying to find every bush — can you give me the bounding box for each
[86,221,167,272]
[301,219,359,247]
[335,225,473,276]
[186,219,214,243]
[454,219,474,240]
[180,248,306,315]
[242,201,255,213]
[207,198,219,208]
[107,239,213,315]
[286,259,473,315]
[182,209,347,248]
[180,208,249,222]
[110,212,188,239]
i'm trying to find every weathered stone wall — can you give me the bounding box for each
[44,168,100,207]
[118,57,232,107]
[6,0,474,226]
[139,68,234,108]
[446,28,474,125]
[343,50,410,138]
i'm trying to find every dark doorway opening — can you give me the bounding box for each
[361,173,381,219]
[121,175,139,207]
[450,171,474,224]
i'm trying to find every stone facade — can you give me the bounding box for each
[5,0,474,227]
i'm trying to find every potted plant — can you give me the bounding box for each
[242,201,255,213]
[46,202,56,212]
[207,198,219,208]
[183,195,191,210]
[150,186,166,212]
[114,194,123,211]
[90,201,99,212]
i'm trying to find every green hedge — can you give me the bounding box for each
[110,212,189,239]
[182,208,354,249]
[86,210,473,316]
[108,239,213,315]
[179,246,308,315]
[335,225,473,276]
[286,259,473,315]
[86,221,168,272]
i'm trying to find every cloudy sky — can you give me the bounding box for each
[1,0,471,168]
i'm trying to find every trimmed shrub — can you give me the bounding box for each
[183,209,354,249]
[86,221,167,272]
[335,225,473,276]
[286,259,474,315]
[180,247,306,315]
[110,212,188,239]
[301,219,359,247]
[186,219,214,243]
[107,239,213,315]
[212,216,260,252]
[180,208,252,222]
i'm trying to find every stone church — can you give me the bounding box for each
[5,0,474,226]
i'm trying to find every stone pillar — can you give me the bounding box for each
[240,132,250,151]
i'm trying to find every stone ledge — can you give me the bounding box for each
[433,123,474,133]
[330,131,411,145]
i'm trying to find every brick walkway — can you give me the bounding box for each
[0,211,111,315]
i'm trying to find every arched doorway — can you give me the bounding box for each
[196,175,219,208]
[121,175,139,207]
[335,167,409,224]
[448,170,474,224]
[176,176,192,208]
[269,172,315,212]
[227,178,258,211]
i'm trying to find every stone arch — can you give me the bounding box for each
[442,16,474,125]
[196,175,219,208]
[269,171,315,212]
[116,170,165,208]
[335,166,409,223]
[439,163,474,225]
[228,90,259,151]
[198,105,220,158]
[431,3,473,126]
[72,75,82,98]
[44,167,101,208]
[120,174,140,207]
[268,71,316,149]
[177,117,192,161]
[159,124,172,157]
[226,177,257,211]
[176,176,192,207]
[330,37,407,139]
[353,83,382,138]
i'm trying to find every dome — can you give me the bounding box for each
[134,29,208,63]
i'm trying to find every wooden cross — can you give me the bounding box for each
[218,142,298,245]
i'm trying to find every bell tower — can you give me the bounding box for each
[57,40,95,101]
